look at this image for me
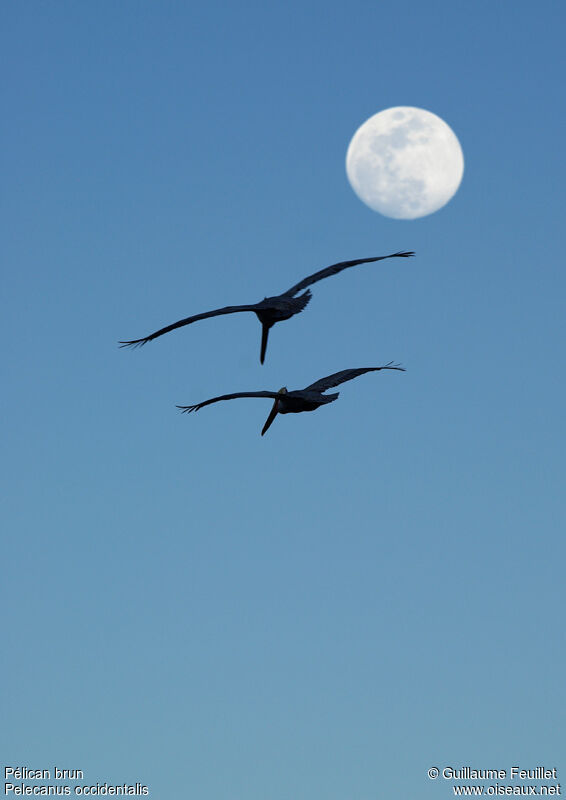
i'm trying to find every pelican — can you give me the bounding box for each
[177,363,405,435]
[120,251,414,363]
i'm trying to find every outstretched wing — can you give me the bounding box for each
[283,251,415,297]
[304,363,405,392]
[177,391,281,414]
[119,303,259,348]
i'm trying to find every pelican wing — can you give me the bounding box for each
[177,391,281,414]
[304,363,405,392]
[283,251,415,297]
[119,303,259,348]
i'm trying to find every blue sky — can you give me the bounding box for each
[2,1,565,798]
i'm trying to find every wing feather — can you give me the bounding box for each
[304,363,405,392]
[283,251,414,297]
[177,391,281,414]
[119,303,259,348]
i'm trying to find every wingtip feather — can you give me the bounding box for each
[118,339,148,349]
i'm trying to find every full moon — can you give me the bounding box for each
[346,107,464,219]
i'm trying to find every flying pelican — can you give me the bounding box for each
[120,251,414,363]
[177,363,405,435]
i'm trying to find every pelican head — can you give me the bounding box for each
[261,387,287,436]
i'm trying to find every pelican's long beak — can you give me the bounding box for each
[261,388,286,436]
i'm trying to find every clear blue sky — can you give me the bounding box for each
[2,1,564,797]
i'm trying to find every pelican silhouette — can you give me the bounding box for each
[177,363,405,435]
[120,251,414,363]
